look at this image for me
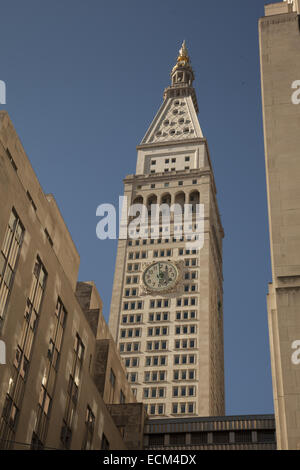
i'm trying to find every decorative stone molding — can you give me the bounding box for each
[260,12,298,28]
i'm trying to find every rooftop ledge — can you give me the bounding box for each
[264,1,297,16]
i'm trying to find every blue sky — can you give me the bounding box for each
[0,0,276,415]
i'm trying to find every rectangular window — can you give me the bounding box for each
[101,433,110,450]
[110,369,116,387]
[120,391,125,404]
[213,431,230,444]
[82,405,95,450]
[44,228,53,247]
[26,191,37,212]
[6,148,18,171]
[60,422,72,449]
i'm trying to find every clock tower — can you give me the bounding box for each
[109,42,225,418]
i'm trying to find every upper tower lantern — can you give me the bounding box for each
[164,40,199,113]
[171,40,194,86]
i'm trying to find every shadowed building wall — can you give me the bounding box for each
[0,111,144,450]
[259,0,300,450]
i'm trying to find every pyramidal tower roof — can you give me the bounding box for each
[141,41,203,145]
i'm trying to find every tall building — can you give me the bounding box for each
[0,111,145,450]
[259,0,300,450]
[109,42,225,418]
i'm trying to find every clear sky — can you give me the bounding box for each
[0,0,276,416]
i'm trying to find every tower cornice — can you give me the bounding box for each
[136,137,207,151]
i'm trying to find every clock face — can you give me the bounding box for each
[143,261,178,292]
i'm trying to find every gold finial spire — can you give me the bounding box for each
[165,41,198,111]
[177,40,190,63]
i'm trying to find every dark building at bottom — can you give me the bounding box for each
[144,415,276,450]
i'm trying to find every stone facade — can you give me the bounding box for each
[0,111,144,450]
[109,44,225,418]
[107,403,146,450]
[259,3,300,450]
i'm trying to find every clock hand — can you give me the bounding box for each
[157,263,161,284]
[158,263,165,285]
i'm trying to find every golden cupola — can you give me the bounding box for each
[171,40,195,86]
[163,41,198,113]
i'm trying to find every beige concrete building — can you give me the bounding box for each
[0,110,145,450]
[259,0,300,450]
[109,42,225,418]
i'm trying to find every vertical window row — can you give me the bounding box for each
[60,333,85,450]
[0,209,24,330]
[31,298,67,449]
[0,257,47,449]
[109,368,116,403]
[81,405,95,450]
